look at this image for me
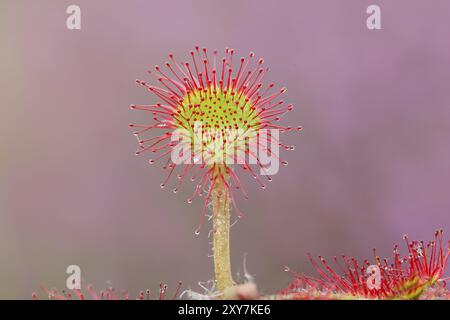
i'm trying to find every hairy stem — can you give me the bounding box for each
[212,178,235,294]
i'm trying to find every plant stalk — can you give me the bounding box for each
[212,178,235,294]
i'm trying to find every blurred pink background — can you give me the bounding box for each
[1,0,449,299]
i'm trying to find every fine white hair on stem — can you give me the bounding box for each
[243,253,255,283]
[179,280,221,300]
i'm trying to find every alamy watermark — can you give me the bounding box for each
[367,5,382,30]
[169,122,280,175]
[366,265,381,290]
[66,5,81,30]
[66,264,81,290]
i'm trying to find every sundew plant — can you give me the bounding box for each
[130,47,300,295]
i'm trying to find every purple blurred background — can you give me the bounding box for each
[1,0,450,299]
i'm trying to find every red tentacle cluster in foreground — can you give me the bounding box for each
[281,230,450,299]
[33,282,182,300]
